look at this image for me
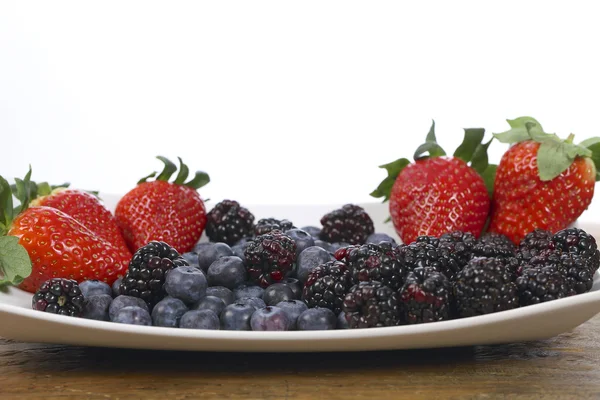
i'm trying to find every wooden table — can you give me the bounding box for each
[1,315,600,400]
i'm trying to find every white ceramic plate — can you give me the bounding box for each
[0,195,599,352]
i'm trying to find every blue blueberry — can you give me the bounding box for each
[301,226,322,239]
[82,294,112,321]
[182,252,200,267]
[337,311,350,329]
[313,240,335,254]
[234,237,253,247]
[180,310,220,330]
[109,295,149,321]
[193,241,213,254]
[234,284,265,300]
[207,256,247,289]
[79,280,112,298]
[232,239,252,263]
[297,246,334,283]
[366,233,397,245]
[250,306,290,331]
[193,295,226,316]
[111,277,123,298]
[280,278,302,299]
[151,297,188,328]
[164,266,207,304]
[262,283,294,306]
[220,303,255,330]
[297,307,337,330]
[330,242,350,252]
[236,296,266,310]
[206,286,235,306]
[113,306,152,326]
[276,300,308,329]
[285,229,316,257]
[197,242,234,272]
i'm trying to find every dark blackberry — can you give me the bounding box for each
[472,232,516,259]
[516,265,573,306]
[319,204,374,245]
[340,243,407,291]
[32,278,84,317]
[302,260,352,315]
[519,229,555,258]
[254,218,295,236]
[398,267,452,324]
[342,281,401,328]
[244,230,297,287]
[415,235,441,247]
[395,242,458,281]
[438,232,477,279]
[524,250,593,295]
[205,200,255,245]
[552,228,600,275]
[453,258,518,317]
[119,241,188,309]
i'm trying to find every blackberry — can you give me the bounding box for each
[342,281,401,328]
[254,218,295,236]
[398,267,452,324]
[516,265,572,306]
[319,204,374,245]
[453,258,518,318]
[244,231,297,287]
[524,250,592,295]
[205,200,255,245]
[395,242,456,281]
[119,241,188,309]
[472,232,516,259]
[438,232,477,279]
[340,243,407,290]
[302,260,352,315]
[415,235,441,247]
[32,278,84,317]
[519,229,555,259]
[552,228,600,275]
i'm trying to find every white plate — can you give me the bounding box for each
[0,195,599,352]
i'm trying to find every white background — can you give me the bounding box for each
[1,1,600,220]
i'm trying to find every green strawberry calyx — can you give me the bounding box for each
[493,117,600,182]
[138,156,210,190]
[370,120,497,202]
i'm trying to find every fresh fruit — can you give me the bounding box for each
[276,300,308,330]
[118,241,188,308]
[233,284,265,300]
[182,252,200,268]
[280,277,302,299]
[151,297,188,327]
[342,281,401,328]
[244,230,297,287]
[180,310,220,330]
[296,307,337,331]
[471,232,516,259]
[82,294,113,321]
[206,286,235,305]
[366,232,397,245]
[262,283,295,306]
[113,306,152,326]
[489,117,600,244]
[296,246,334,283]
[524,250,594,295]
[236,296,266,310]
[371,122,492,244]
[336,311,350,329]
[79,280,112,298]
[220,303,255,330]
[231,240,252,263]
[516,265,573,306]
[164,266,208,304]
[254,218,295,236]
[394,242,453,281]
[285,229,315,257]
[552,228,600,273]
[111,277,123,298]
[193,296,226,316]
[313,240,335,254]
[250,306,290,331]
[115,156,209,254]
[517,229,555,262]
[109,295,149,321]
[398,267,452,324]
[337,242,406,290]
[319,204,374,245]
[301,226,322,239]
[205,200,255,245]
[197,242,234,272]
[206,256,247,290]
[31,278,84,316]
[302,260,352,315]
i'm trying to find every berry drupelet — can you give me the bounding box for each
[205,200,255,245]
[552,228,600,274]
[319,204,374,245]
[32,278,84,316]
[254,218,295,236]
[342,281,401,328]
[516,265,573,306]
[395,242,456,281]
[119,241,188,309]
[398,267,452,324]
[524,249,593,295]
[472,232,516,259]
[302,260,352,315]
[453,257,518,318]
[518,229,555,260]
[244,230,297,287]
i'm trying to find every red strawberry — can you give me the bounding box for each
[371,121,492,244]
[115,157,209,254]
[488,117,598,244]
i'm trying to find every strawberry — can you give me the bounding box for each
[488,117,599,244]
[371,121,492,244]
[115,156,210,254]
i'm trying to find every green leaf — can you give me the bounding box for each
[0,176,14,229]
[185,171,210,190]
[0,222,7,237]
[470,138,493,175]
[36,182,52,196]
[537,141,573,181]
[579,137,600,148]
[493,116,545,144]
[370,158,411,202]
[0,236,32,286]
[413,120,446,160]
[155,156,177,182]
[587,142,600,182]
[453,128,485,164]
[425,119,437,142]
[481,164,498,196]
[173,157,190,185]
[138,172,157,185]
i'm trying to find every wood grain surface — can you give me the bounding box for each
[2,314,600,400]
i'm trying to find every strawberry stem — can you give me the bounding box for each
[138,157,210,190]
[566,133,575,144]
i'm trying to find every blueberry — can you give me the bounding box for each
[182,252,200,267]
[237,297,266,310]
[111,277,123,298]
[280,278,302,299]
[301,226,322,239]
[109,295,149,321]
[276,299,308,329]
[297,307,337,330]
[164,266,207,304]
[366,233,397,245]
[151,297,188,328]
[262,283,294,306]
[330,242,350,252]
[285,229,316,257]
[220,303,255,330]
[297,246,334,283]
[193,241,213,254]
[313,240,335,254]
[337,311,350,329]
[113,306,152,326]
[197,243,234,272]
[234,284,265,300]
[82,294,112,321]
[250,306,290,331]
[193,295,226,316]
[206,286,235,305]
[79,280,112,298]
[180,310,220,330]
[207,256,247,289]
[234,237,253,247]
[232,239,252,263]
